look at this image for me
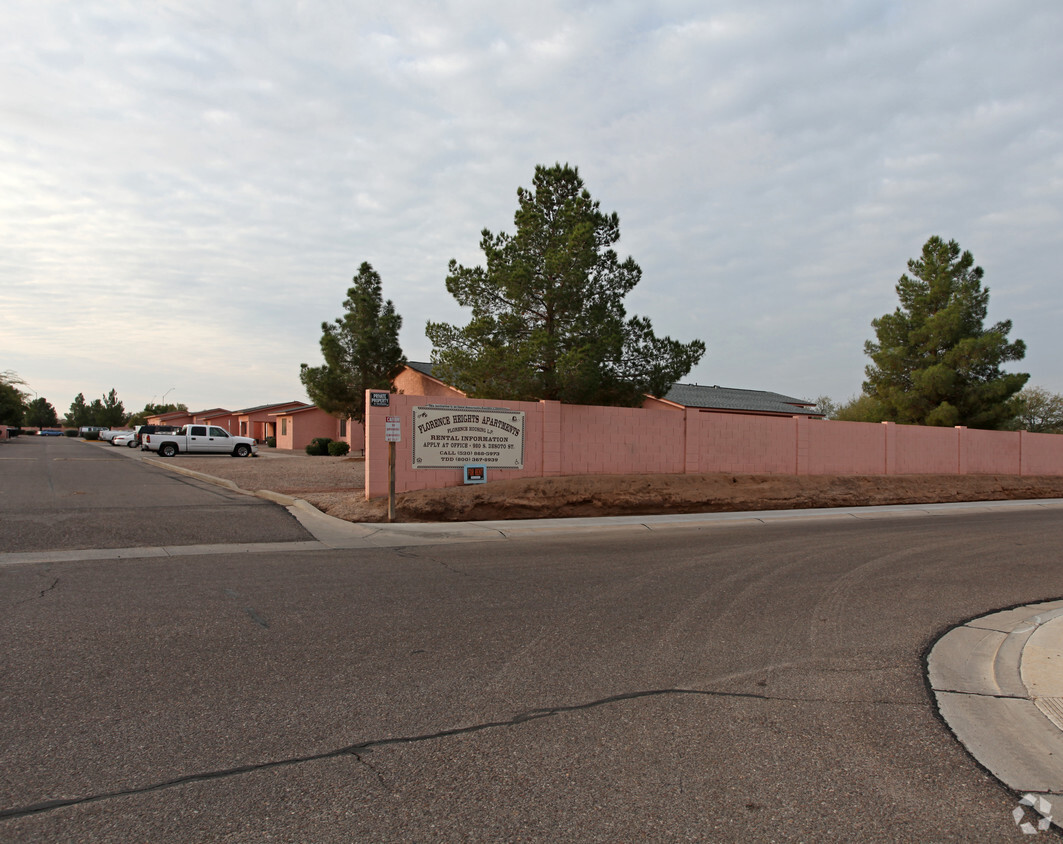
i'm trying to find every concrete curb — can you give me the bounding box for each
[928,601,1063,830]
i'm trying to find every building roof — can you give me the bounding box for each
[661,383,823,417]
[268,403,324,417]
[234,401,305,414]
[405,361,435,377]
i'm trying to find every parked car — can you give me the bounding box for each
[134,424,181,448]
[113,433,138,448]
[39,429,63,436]
[142,425,258,458]
[100,429,135,443]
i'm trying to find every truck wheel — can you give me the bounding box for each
[159,443,178,458]
[234,444,251,458]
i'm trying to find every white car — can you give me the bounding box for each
[113,433,138,448]
[101,429,135,443]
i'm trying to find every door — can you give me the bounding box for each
[186,425,211,452]
[207,426,233,453]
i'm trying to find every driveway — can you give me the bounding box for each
[0,436,313,552]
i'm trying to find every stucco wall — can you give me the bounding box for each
[393,368,466,399]
[364,393,1063,499]
[276,409,339,451]
[239,403,306,441]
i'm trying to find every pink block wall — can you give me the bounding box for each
[1022,432,1063,475]
[364,393,1063,499]
[967,429,1020,474]
[558,404,685,475]
[805,419,887,475]
[696,413,797,474]
[366,394,548,498]
[894,425,958,474]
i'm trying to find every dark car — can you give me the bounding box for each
[135,425,181,448]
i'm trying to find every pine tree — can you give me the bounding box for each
[24,397,59,428]
[426,164,704,406]
[300,262,406,425]
[863,236,1028,429]
[66,393,90,427]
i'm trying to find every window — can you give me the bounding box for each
[190,426,207,436]
[281,418,288,436]
[209,427,228,437]
[340,418,347,437]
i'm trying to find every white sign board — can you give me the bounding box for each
[412,406,525,469]
[384,416,401,442]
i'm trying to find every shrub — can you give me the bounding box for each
[327,441,350,457]
[266,436,276,448]
[83,430,100,440]
[63,429,78,437]
[305,437,333,456]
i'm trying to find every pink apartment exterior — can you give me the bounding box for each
[271,363,467,452]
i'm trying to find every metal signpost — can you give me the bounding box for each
[385,416,401,521]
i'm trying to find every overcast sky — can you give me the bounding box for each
[3,1,1060,415]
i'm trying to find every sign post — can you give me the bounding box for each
[385,416,401,521]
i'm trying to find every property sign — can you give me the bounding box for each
[412,406,525,469]
[385,417,401,442]
[369,391,390,408]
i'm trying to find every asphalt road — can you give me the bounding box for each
[2,436,1062,841]
[0,436,311,551]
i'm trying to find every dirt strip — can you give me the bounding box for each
[125,447,1063,524]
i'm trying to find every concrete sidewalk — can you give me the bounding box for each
[929,602,1063,833]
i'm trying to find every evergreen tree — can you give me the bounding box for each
[863,236,1028,429]
[426,164,705,406]
[97,388,126,427]
[0,371,26,425]
[300,262,406,425]
[24,397,59,428]
[66,393,90,427]
[128,402,187,427]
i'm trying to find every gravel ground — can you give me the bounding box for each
[144,449,366,493]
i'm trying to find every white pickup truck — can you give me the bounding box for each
[142,424,258,458]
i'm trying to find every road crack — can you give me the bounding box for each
[0,686,920,821]
[15,576,59,605]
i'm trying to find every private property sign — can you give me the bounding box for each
[412,406,525,469]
